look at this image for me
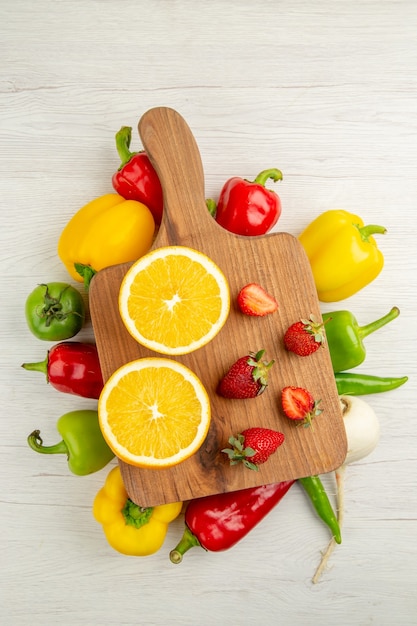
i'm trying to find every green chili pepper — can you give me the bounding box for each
[299,476,341,544]
[27,409,114,475]
[335,372,408,396]
[322,307,400,373]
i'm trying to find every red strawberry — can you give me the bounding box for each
[217,350,274,399]
[281,386,323,428]
[237,283,278,317]
[283,314,326,356]
[222,427,285,470]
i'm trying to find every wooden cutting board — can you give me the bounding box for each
[89,107,347,506]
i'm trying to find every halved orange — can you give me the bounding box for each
[118,246,230,355]
[98,358,211,468]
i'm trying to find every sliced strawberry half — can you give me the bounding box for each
[281,386,322,428]
[237,283,278,317]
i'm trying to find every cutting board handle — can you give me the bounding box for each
[138,107,220,246]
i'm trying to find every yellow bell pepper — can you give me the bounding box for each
[298,209,386,302]
[58,193,155,288]
[93,466,182,556]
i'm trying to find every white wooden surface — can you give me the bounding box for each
[1,1,416,624]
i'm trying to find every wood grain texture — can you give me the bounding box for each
[89,108,346,505]
[2,1,417,625]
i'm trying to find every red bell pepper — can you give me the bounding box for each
[169,480,294,563]
[112,126,164,224]
[212,168,283,236]
[21,342,104,399]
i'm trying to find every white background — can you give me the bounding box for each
[1,1,416,625]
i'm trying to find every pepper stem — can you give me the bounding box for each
[206,198,217,217]
[74,263,97,290]
[359,306,400,340]
[357,223,387,242]
[27,430,68,456]
[122,499,154,529]
[169,526,202,564]
[115,126,138,168]
[253,168,283,187]
[21,357,48,377]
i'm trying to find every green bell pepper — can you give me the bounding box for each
[27,409,114,475]
[323,306,400,373]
